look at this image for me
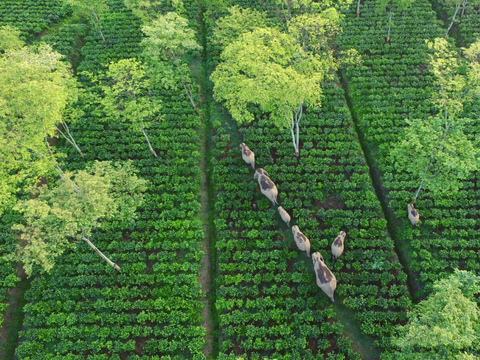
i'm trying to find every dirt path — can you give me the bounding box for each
[198,136,214,357]
[0,264,28,360]
[334,299,381,360]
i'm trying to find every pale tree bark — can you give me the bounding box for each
[42,133,83,195]
[82,235,121,271]
[171,51,200,117]
[55,118,84,159]
[91,8,107,46]
[357,0,361,17]
[140,122,158,158]
[289,104,303,157]
[387,12,393,42]
[461,0,467,16]
[183,82,200,116]
[445,4,461,39]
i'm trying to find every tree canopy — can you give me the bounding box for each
[389,38,480,200]
[124,0,186,23]
[386,269,480,359]
[7,161,148,276]
[0,25,24,52]
[0,42,81,215]
[99,58,162,157]
[141,12,202,114]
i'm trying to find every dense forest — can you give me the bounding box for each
[1,0,480,359]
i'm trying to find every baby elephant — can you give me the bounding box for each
[254,168,278,206]
[278,206,291,227]
[239,143,255,170]
[312,252,337,303]
[331,231,346,262]
[292,225,311,258]
[407,203,419,228]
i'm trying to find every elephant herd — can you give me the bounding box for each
[239,143,421,303]
[239,143,344,303]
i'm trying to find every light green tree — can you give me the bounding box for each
[213,6,268,48]
[271,0,353,24]
[63,0,109,45]
[141,12,202,116]
[7,161,147,276]
[211,15,342,157]
[124,0,185,23]
[0,25,24,52]
[0,43,84,215]
[99,59,162,157]
[389,38,480,201]
[385,269,480,359]
[375,0,415,42]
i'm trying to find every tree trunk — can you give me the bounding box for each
[290,120,299,157]
[387,12,393,42]
[91,9,107,46]
[55,119,84,159]
[82,236,121,271]
[141,126,158,158]
[43,134,83,195]
[445,4,461,39]
[461,0,467,16]
[183,82,200,117]
[414,179,424,200]
[357,0,361,17]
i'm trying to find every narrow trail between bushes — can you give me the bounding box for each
[334,298,381,360]
[0,266,31,360]
[338,69,419,301]
[196,2,217,358]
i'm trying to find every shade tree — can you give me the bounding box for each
[0,42,85,215]
[0,25,24,52]
[63,0,109,45]
[211,7,350,157]
[385,269,480,359]
[389,38,480,201]
[124,0,185,23]
[6,161,148,276]
[213,6,268,49]
[141,12,202,116]
[99,58,162,158]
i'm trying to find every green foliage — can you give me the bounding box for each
[141,12,202,111]
[142,12,201,62]
[387,270,480,359]
[0,25,24,52]
[211,25,334,127]
[100,58,162,132]
[389,38,480,199]
[213,6,268,48]
[62,0,109,20]
[124,0,186,22]
[0,43,80,215]
[8,161,147,276]
[389,115,480,196]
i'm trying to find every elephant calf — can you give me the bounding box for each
[292,225,311,258]
[407,203,419,228]
[239,143,255,170]
[278,206,291,227]
[331,231,346,262]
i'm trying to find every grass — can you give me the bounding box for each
[333,298,382,360]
